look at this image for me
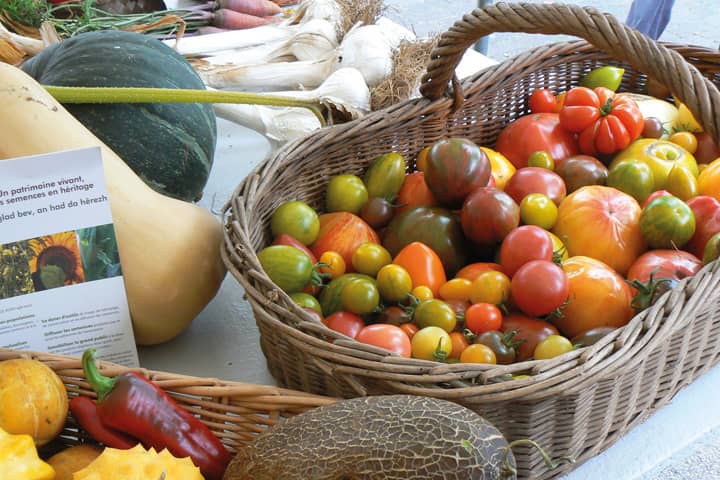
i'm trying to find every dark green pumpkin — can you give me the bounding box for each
[22,30,216,202]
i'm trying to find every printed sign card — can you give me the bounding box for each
[0,147,138,367]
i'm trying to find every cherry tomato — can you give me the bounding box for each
[352,242,392,277]
[341,278,380,315]
[270,200,320,246]
[400,322,419,339]
[668,131,698,154]
[459,344,497,364]
[413,299,457,332]
[533,334,574,360]
[499,225,554,277]
[377,305,412,326]
[360,197,394,229]
[520,193,559,229]
[554,155,608,194]
[411,326,452,361]
[448,331,470,359]
[504,167,567,207]
[527,150,555,170]
[411,285,434,301]
[529,89,559,114]
[326,174,368,214]
[322,311,365,339]
[376,264,413,303]
[290,292,322,313]
[475,330,518,365]
[438,278,473,302]
[642,117,664,139]
[464,303,503,336]
[356,324,412,357]
[511,260,569,317]
[416,146,431,173]
[469,270,511,306]
[258,245,315,294]
[318,250,346,279]
[455,262,504,281]
[501,313,559,361]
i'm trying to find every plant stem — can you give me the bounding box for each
[44,85,327,126]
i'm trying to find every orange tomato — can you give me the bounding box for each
[698,158,720,201]
[459,344,497,364]
[318,251,346,279]
[395,172,438,215]
[455,262,504,281]
[448,331,470,360]
[552,185,647,275]
[400,322,419,340]
[393,242,447,297]
[554,256,635,338]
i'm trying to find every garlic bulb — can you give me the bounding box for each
[214,103,322,144]
[286,0,342,29]
[269,18,339,62]
[272,67,370,121]
[375,17,416,47]
[338,24,394,88]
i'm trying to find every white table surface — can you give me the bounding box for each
[135,117,720,479]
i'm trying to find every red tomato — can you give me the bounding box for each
[529,88,560,114]
[504,167,567,207]
[552,185,646,276]
[626,250,702,284]
[392,242,447,297]
[641,190,673,209]
[460,187,520,247]
[559,87,644,155]
[465,303,503,335]
[685,196,720,259]
[555,256,635,338]
[322,311,365,339]
[510,260,569,317]
[424,137,491,209]
[495,113,579,169]
[355,324,412,357]
[695,132,720,164]
[501,313,558,361]
[311,212,380,272]
[499,225,554,277]
[395,172,438,215]
[272,234,318,263]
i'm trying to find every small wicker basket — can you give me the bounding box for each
[223,3,720,479]
[0,348,337,455]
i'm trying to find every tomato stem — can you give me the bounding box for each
[599,96,614,116]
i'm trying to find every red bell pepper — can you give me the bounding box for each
[69,395,138,450]
[82,349,232,480]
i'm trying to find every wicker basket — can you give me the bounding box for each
[0,348,336,456]
[223,3,720,479]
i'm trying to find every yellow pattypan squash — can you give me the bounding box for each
[0,426,55,480]
[73,443,205,480]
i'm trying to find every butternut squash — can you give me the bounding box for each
[0,62,226,345]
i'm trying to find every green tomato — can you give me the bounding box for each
[363,152,407,200]
[639,196,696,249]
[351,242,392,277]
[703,232,720,265]
[257,245,314,293]
[411,326,453,361]
[520,193,558,229]
[527,150,555,170]
[341,278,380,315]
[326,174,369,214]
[413,299,457,333]
[579,65,625,91]
[270,200,320,245]
[376,264,413,303]
[289,292,322,313]
[607,160,655,205]
[533,334,574,360]
[319,273,375,316]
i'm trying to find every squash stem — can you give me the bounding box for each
[43,85,327,127]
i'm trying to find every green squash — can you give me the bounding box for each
[22,30,216,202]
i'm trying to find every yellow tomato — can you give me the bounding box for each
[698,158,720,201]
[351,242,391,277]
[546,231,569,263]
[318,251,346,279]
[411,285,434,301]
[666,164,699,201]
[668,131,698,154]
[610,138,698,191]
[469,270,510,305]
[520,193,558,229]
[675,102,704,133]
[481,147,516,190]
[438,278,473,302]
[459,344,497,364]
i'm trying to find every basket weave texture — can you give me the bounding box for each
[0,348,336,453]
[223,3,720,478]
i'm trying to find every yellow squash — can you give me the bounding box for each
[0,63,226,345]
[73,444,205,480]
[0,426,55,480]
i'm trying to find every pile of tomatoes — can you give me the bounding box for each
[257,66,720,366]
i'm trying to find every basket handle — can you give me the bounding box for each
[419,2,720,143]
